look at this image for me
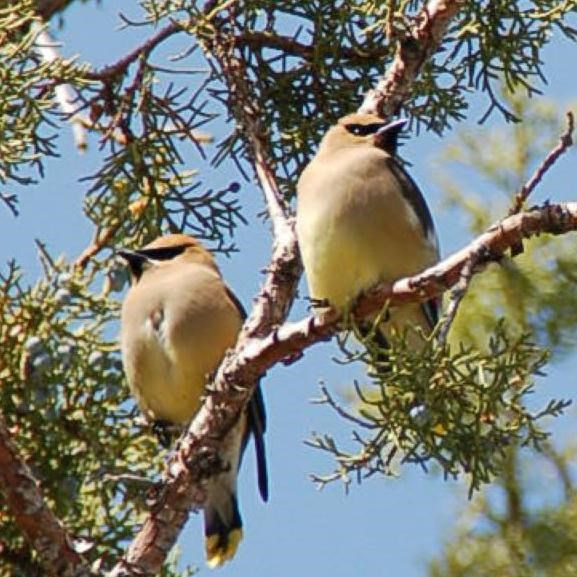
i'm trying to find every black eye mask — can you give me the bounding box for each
[118,245,189,280]
[344,122,386,137]
[135,245,188,261]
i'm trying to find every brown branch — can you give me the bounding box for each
[204,20,293,238]
[235,30,390,64]
[508,111,575,215]
[234,30,317,59]
[436,246,483,345]
[509,111,573,256]
[216,203,577,389]
[109,201,577,576]
[84,21,184,81]
[360,0,464,116]
[0,417,92,577]
[74,224,120,270]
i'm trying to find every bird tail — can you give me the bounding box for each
[204,490,243,568]
[203,415,244,569]
[203,388,268,568]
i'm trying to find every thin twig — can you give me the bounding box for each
[0,192,19,217]
[74,225,120,270]
[235,30,390,63]
[508,111,575,216]
[84,20,184,81]
[314,383,379,430]
[205,21,293,239]
[436,246,485,345]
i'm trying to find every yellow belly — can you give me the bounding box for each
[298,195,433,308]
[126,326,207,424]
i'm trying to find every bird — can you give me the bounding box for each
[296,113,440,352]
[118,234,268,568]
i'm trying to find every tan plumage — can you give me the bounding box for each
[119,234,267,568]
[296,113,440,347]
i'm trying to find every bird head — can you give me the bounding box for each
[118,234,217,281]
[320,113,407,155]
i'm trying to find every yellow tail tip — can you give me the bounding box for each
[205,528,243,568]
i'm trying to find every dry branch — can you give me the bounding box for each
[235,30,390,63]
[84,21,184,81]
[240,202,577,373]
[438,110,575,336]
[509,111,575,215]
[109,200,577,576]
[360,0,463,117]
[0,417,92,577]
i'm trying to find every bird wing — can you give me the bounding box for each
[386,158,440,331]
[225,286,269,502]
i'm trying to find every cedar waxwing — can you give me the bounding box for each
[296,113,440,348]
[119,234,267,568]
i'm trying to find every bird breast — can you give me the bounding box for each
[120,264,242,424]
[297,147,437,309]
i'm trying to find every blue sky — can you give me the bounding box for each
[2,4,577,576]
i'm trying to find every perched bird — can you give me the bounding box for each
[119,234,267,568]
[296,113,440,349]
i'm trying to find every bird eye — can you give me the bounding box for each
[345,122,386,137]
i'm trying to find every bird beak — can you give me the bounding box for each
[117,249,150,277]
[118,248,146,265]
[373,118,408,150]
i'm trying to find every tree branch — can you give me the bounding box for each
[508,111,575,215]
[437,110,575,336]
[360,0,463,116]
[204,16,293,239]
[109,201,577,576]
[0,417,92,577]
[221,202,577,373]
[74,224,121,270]
[435,245,482,345]
[83,20,184,81]
[235,30,390,64]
